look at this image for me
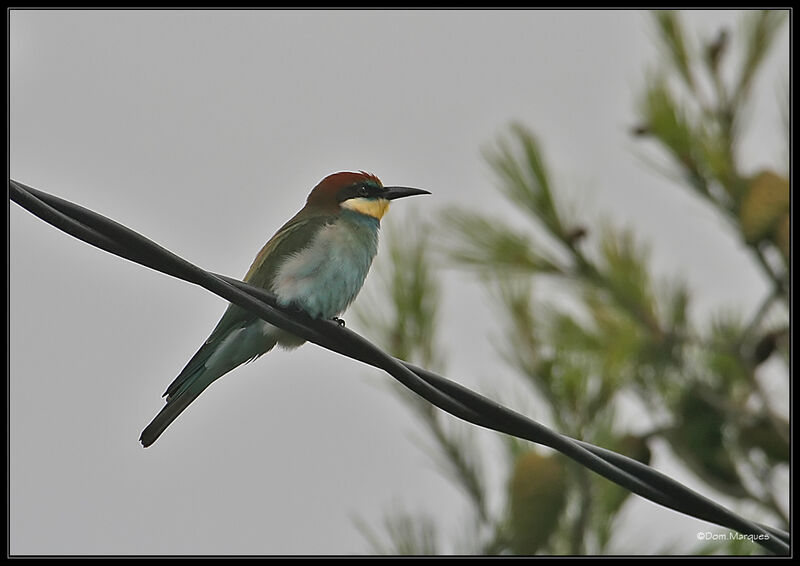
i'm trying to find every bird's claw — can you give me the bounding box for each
[332,317,346,327]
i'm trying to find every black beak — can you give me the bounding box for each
[382,186,431,200]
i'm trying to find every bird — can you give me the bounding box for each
[139,171,430,447]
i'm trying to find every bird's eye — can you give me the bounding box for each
[358,184,369,197]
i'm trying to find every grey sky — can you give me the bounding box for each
[10,10,788,555]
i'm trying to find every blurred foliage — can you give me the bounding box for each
[356,10,787,555]
[354,507,439,555]
[507,451,568,554]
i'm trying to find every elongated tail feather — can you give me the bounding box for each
[141,320,280,447]
[140,373,210,448]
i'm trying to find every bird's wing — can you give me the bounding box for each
[162,211,332,399]
[216,210,333,329]
[242,209,333,287]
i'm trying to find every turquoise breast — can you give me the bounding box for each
[271,212,380,319]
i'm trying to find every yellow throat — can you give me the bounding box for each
[340,197,390,220]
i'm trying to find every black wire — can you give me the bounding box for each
[11,181,662,500]
[7,181,680,497]
[9,179,790,555]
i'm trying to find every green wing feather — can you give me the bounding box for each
[161,210,332,400]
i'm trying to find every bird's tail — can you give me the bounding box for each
[140,321,279,447]
[140,373,210,448]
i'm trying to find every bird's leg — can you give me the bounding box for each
[331,317,346,327]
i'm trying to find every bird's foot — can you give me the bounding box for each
[331,317,346,327]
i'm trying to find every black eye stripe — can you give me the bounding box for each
[338,181,381,202]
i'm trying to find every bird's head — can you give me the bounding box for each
[306,171,430,220]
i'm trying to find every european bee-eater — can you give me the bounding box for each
[140,171,430,447]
